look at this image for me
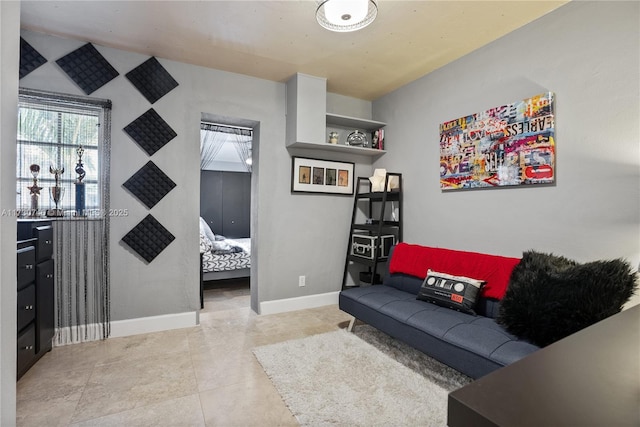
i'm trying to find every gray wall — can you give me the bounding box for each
[17,29,374,320]
[8,0,639,331]
[3,1,638,420]
[373,2,640,286]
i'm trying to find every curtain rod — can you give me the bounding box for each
[19,87,112,109]
[201,121,253,132]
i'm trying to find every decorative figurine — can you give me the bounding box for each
[46,165,65,217]
[27,164,43,217]
[328,131,339,144]
[74,146,86,216]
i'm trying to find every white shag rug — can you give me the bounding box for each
[253,325,472,427]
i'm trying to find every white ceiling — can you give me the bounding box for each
[20,1,568,100]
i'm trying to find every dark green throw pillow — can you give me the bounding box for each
[498,251,638,347]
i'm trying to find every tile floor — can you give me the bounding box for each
[16,280,352,426]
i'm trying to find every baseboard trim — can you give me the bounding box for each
[54,323,107,347]
[110,311,198,338]
[259,291,339,315]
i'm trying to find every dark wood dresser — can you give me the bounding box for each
[17,220,55,380]
[448,304,640,426]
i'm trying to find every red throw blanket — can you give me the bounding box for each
[389,243,521,300]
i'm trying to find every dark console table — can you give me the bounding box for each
[448,304,639,427]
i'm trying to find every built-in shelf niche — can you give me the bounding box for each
[286,73,386,159]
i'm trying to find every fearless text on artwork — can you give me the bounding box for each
[439,92,556,190]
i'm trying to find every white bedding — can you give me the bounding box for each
[202,238,251,273]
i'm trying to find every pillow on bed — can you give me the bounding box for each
[211,239,232,252]
[199,232,212,253]
[199,217,216,244]
[211,239,244,254]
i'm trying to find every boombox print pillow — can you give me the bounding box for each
[416,270,485,315]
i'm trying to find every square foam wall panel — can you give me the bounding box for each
[55,43,119,94]
[121,214,175,263]
[125,57,179,104]
[20,37,47,79]
[123,109,177,156]
[123,161,176,209]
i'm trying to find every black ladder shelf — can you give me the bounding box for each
[342,172,403,290]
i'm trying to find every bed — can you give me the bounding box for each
[200,217,250,281]
[201,237,251,281]
[199,217,251,307]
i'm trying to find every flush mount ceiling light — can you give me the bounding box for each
[316,0,378,32]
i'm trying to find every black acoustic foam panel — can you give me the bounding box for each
[55,43,119,95]
[125,57,179,104]
[123,108,177,156]
[20,37,47,79]
[123,161,176,209]
[121,214,175,263]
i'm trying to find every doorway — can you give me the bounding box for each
[199,114,256,310]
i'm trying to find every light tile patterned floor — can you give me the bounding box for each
[16,280,352,426]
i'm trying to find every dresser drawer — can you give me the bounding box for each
[17,324,36,377]
[34,225,53,263]
[37,258,54,286]
[17,245,36,290]
[17,284,36,332]
[36,259,55,353]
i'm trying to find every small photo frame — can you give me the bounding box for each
[299,166,311,184]
[313,167,325,185]
[326,168,337,186]
[291,157,354,195]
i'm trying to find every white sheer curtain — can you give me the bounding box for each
[232,134,252,173]
[200,123,252,172]
[201,123,228,169]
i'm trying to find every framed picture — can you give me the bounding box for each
[440,92,556,191]
[291,157,354,195]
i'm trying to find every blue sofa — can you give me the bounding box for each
[339,246,540,379]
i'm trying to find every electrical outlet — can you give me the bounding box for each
[299,275,306,287]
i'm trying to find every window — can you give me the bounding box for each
[17,89,111,215]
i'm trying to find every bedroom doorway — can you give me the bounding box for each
[199,117,254,310]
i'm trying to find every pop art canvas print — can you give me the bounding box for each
[440,92,555,190]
